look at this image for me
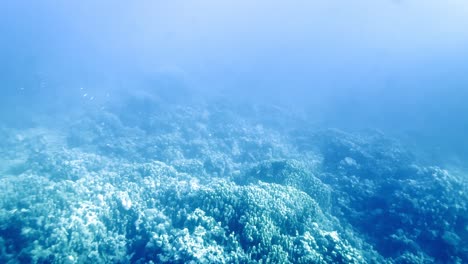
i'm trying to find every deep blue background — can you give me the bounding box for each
[1,0,468,164]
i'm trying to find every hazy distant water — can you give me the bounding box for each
[2,0,468,163]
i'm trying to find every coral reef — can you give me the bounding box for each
[0,98,466,263]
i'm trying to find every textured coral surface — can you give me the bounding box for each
[0,99,466,263]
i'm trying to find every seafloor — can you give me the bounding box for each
[0,95,466,264]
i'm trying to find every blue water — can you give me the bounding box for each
[1,1,467,263]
